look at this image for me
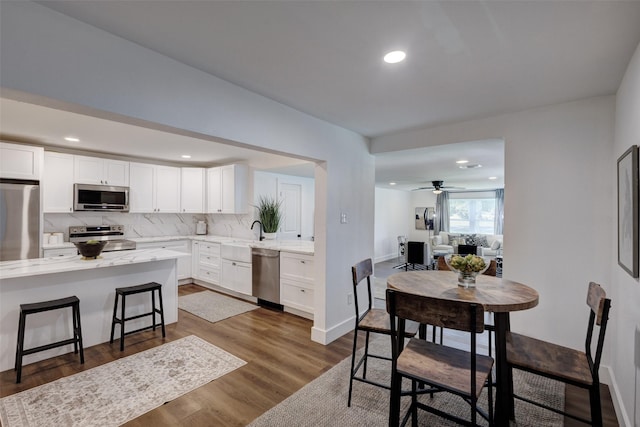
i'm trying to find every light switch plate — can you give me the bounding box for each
[340,212,348,224]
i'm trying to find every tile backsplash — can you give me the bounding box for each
[44,212,258,241]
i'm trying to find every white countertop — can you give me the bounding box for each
[41,235,315,255]
[1,248,188,280]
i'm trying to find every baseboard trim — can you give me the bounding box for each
[601,365,632,427]
[311,315,355,345]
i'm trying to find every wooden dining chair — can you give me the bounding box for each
[347,258,419,407]
[387,288,494,427]
[436,256,450,271]
[506,281,611,426]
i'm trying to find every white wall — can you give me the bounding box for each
[253,171,315,240]
[0,1,374,344]
[374,188,411,262]
[613,41,640,427]
[373,97,616,373]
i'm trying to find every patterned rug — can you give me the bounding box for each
[0,335,245,427]
[248,335,564,427]
[178,290,258,323]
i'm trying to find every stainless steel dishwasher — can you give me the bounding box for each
[252,248,281,307]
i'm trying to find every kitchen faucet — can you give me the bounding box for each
[251,220,264,241]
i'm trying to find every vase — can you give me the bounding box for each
[457,271,478,287]
[263,232,277,240]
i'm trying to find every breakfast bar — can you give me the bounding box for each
[0,248,187,372]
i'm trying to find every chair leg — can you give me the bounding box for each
[411,379,418,427]
[151,289,157,331]
[119,294,126,351]
[389,370,402,427]
[347,327,359,407]
[15,312,26,383]
[157,288,166,337]
[363,331,370,379]
[109,292,119,344]
[75,301,85,364]
[590,384,603,427]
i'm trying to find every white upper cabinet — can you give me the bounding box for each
[0,142,43,180]
[207,164,248,214]
[180,168,205,213]
[129,162,180,213]
[43,152,74,212]
[74,155,129,186]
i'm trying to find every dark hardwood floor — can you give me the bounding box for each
[0,280,619,426]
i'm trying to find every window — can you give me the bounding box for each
[448,192,496,234]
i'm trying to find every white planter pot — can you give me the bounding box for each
[263,232,277,240]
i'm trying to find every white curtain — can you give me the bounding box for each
[494,189,504,234]
[434,191,449,235]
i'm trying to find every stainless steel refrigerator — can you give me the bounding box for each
[0,179,40,260]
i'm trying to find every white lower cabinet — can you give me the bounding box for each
[280,252,314,315]
[221,259,252,295]
[192,241,221,285]
[136,240,191,280]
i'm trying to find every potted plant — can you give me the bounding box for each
[256,195,282,239]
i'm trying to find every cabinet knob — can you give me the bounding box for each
[300,289,306,293]
[300,260,305,264]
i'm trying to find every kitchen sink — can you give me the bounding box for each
[221,242,252,263]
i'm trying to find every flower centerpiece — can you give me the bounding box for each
[445,254,489,287]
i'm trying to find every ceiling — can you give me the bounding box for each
[3,1,640,190]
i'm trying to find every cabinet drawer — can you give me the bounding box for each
[281,279,314,313]
[197,265,220,284]
[198,242,220,255]
[280,253,314,285]
[199,253,220,268]
[43,247,77,257]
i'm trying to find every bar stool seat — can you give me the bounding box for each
[110,282,165,351]
[15,295,84,383]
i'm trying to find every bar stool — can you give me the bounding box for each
[15,295,84,383]
[110,282,165,351]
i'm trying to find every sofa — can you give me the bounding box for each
[431,231,503,257]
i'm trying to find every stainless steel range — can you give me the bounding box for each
[69,225,136,252]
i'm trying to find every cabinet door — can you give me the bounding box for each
[103,159,129,186]
[220,165,236,213]
[129,162,155,212]
[181,168,205,213]
[0,143,43,180]
[43,152,74,212]
[206,167,223,213]
[74,155,104,184]
[155,166,181,213]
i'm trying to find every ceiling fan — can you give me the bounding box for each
[413,180,464,194]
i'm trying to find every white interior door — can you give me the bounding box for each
[279,182,301,240]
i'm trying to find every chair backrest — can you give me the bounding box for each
[352,258,374,319]
[437,256,450,271]
[406,241,425,264]
[386,289,484,334]
[482,259,497,276]
[585,282,611,378]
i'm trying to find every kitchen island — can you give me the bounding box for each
[0,248,187,372]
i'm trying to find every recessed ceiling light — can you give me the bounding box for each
[488,176,497,180]
[181,155,192,159]
[389,182,396,186]
[383,50,406,64]
[459,163,482,169]
[64,137,80,142]
[456,160,469,164]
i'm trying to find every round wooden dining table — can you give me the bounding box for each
[387,270,539,427]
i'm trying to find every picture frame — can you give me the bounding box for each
[617,145,639,278]
[415,207,435,230]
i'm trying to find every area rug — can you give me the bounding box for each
[248,336,564,427]
[178,290,258,323]
[0,335,246,427]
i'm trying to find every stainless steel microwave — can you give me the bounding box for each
[74,183,129,212]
